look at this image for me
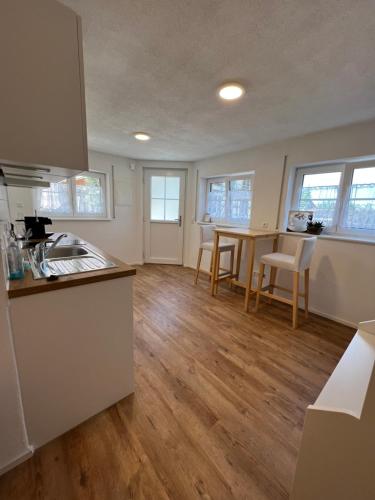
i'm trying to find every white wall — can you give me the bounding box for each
[0,186,30,475]
[188,119,375,327]
[278,234,375,326]
[50,151,144,264]
[6,187,34,223]
[7,151,145,264]
[5,119,375,326]
[7,151,194,265]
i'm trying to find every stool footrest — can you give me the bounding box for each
[217,272,232,280]
[264,284,305,298]
[258,290,293,306]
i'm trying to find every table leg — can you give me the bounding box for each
[235,239,243,280]
[244,238,255,312]
[210,232,219,296]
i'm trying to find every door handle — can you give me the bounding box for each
[174,216,182,226]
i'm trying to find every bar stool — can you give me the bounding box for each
[255,237,317,328]
[194,224,235,285]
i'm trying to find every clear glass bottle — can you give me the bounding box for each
[6,234,24,280]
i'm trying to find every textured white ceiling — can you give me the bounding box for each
[61,0,375,161]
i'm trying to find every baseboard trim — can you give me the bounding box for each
[129,261,144,266]
[307,307,357,329]
[186,265,357,329]
[0,446,34,476]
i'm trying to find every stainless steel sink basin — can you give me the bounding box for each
[46,245,89,258]
[28,244,117,279]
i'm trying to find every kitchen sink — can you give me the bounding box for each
[45,245,89,258]
[28,244,117,279]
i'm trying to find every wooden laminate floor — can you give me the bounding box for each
[0,264,354,500]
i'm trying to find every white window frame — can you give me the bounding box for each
[35,171,110,220]
[292,162,375,237]
[337,162,375,237]
[205,173,253,226]
[292,164,345,232]
[206,176,227,225]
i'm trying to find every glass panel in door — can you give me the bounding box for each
[150,175,180,221]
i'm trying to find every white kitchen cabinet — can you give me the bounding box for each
[0,244,31,476]
[0,0,88,178]
[9,276,134,448]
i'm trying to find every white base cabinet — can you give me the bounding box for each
[0,243,30,476]
[9,277,134,448]
[291,321,375,500]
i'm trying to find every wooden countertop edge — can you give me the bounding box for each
[8,267,136,299]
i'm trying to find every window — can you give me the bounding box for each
[207,179,226,222]
[74,173,106,217]
[150,175,180,221]
[206,174,252,225]
[292,163,375,235]
[341,167,375,231]
[36,172,107,219]
[37,178,73,217]
[293,166,343,230]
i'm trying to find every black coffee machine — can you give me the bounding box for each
[23,214,52,240]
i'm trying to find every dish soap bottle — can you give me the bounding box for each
[6,231,24,280]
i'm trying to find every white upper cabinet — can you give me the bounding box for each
[0,0,88,177]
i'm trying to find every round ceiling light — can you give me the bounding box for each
[218,83,245,101]
[133,132,151,141]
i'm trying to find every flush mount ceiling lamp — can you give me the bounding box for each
[133,132,151,141]
[218,83,245,101]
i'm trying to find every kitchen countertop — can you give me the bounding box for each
[7,233,136,299]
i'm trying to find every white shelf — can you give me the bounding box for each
[292,320,375,499]
[314,328,375,418]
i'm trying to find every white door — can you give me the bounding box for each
[144,169,186,264]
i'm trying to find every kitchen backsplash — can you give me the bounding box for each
[0,186,10,283]
[0,186,9,225]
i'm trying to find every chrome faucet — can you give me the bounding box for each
[35,233,67,264]
[44,233,67,258]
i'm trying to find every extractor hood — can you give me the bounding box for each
[0,165,50,188]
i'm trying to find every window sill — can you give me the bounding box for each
[50,217,113,222]
[281,231,375,246]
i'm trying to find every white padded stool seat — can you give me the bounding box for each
[194,223,236,286]
[260,252,296,272]
[255,237,317,329]
[201,241,235,252]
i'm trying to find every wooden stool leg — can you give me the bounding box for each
[211,232,219,296]
[244,239,256,312]
[269,266,277,304]
[293,271,300,329]
[194,248,203,284]
[255,263,265,312]
[214,251,221,294]
[304,268,309,318]
[230,248,235,278]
